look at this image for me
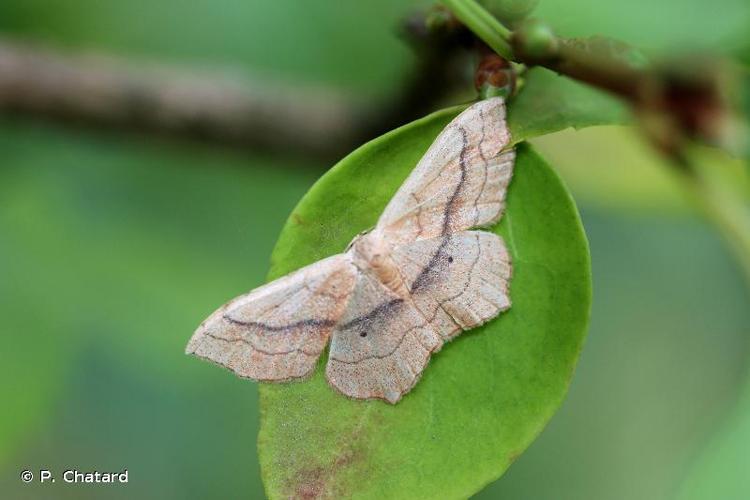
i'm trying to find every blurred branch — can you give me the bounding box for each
[673,155,750,283]
[0,37,463,161]
[443,0,644,98]
[442,0,734,153]
[0,39,368,159]
[440,0,750,282]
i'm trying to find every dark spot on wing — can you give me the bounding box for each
[340,298,403,331]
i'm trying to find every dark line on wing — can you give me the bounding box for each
[329,320,429,364]
[442,126,468,235]
[474,108,489,226]
[410,236,450,293]
[339,298,403,330]
[203,332,318,357]
[437,234,482,309]
[408,126,469,294]
[423,233,499,333]
[223,315,335,332]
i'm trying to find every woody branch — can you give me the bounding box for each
[0,35,465,160]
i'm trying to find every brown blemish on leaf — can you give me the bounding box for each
[288,440,366,499]
[295,466,326,500]
[292,212,305,226]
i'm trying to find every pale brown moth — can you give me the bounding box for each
[186,97,515,403]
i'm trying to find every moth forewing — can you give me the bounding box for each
[186,254,357,382]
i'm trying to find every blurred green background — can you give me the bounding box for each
[1,1,748,499]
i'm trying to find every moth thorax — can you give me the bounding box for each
[369,253,401,289]
[352,234,405,293]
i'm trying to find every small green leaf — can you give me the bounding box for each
[509,67,630,141]
[259,107,591,498]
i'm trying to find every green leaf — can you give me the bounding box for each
[508,67,630,141]
[258,107,591,498]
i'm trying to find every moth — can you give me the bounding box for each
[187,97,515,403]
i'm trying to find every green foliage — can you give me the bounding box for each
[259,107,591,498]
[509,68,630,141]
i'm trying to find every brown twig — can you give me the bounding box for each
[0,39,374,159]
[0,37,465,161]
